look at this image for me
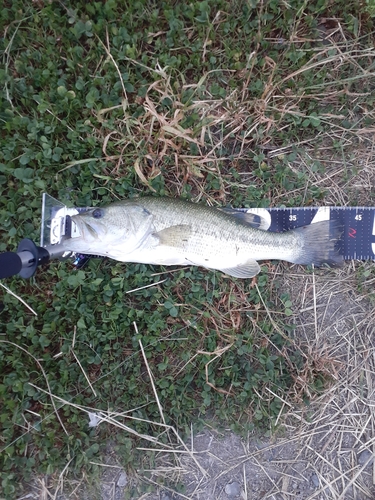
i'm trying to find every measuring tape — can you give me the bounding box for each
[239,206,375,261]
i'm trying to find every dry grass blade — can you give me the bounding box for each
[51,458,74,500]
[97,30,128,102]
[134,323,208,478]
[197,344,234,395]
[0,283,37,316]
[0,341,68,437]
[71,350,97,397]
[135,323,166,426]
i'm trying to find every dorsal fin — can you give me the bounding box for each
[217,207,269,230]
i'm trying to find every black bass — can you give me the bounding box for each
[63,197,342,278]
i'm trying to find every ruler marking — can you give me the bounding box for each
[237,206,375,261]
[371,212,375,258]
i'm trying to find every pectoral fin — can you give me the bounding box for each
[219,259,261,278]
[155,224,192,248]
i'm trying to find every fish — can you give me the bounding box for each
[63,197,343,278]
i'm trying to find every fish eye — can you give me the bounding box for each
[92,208,104,219]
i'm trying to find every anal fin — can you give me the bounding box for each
[219,259,261,278]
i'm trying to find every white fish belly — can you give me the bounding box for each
[115,232,297,268]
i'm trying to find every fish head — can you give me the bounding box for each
[63,203,155,257]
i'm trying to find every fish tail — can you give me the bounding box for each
[291,220,343,266]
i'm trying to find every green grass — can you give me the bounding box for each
[1,0,375,497]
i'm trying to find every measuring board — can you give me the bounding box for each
[237,206,375,261]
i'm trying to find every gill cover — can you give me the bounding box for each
[64,204,155,256]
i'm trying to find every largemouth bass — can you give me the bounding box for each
[63,197,342,278]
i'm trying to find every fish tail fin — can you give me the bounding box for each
[291,220,343,267]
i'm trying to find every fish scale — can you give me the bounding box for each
[62,197,343,278]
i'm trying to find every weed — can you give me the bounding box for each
[0,0,374,497]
